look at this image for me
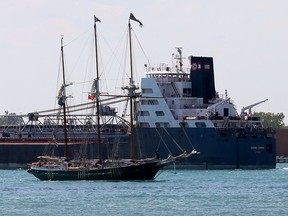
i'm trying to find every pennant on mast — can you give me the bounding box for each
[129,13,143,27]
[94,16,101,23]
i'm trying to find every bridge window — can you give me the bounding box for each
[141,100,159,105]
[155,111,164,116]
[179,122,189,128]
[155,122,170,128]
[139,111,150,116]
[195,122,206,128]
[183,88,191,94]
[138,122,150,127]
[142,88,153,93]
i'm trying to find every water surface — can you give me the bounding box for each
[1,164,288,215]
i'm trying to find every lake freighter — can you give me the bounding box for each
[0,48,275,170]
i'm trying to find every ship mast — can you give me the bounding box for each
[126,13,142,159]
[94,16,102,161]
[128,20,135,159]
[60,36,69,160]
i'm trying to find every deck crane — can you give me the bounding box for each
[240,99,268,118]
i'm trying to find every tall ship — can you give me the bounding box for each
[27,15,196,181]
[0,20,275,170]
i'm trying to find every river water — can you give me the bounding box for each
[1,164,288,215]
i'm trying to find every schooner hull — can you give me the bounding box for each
[28,161,163,181]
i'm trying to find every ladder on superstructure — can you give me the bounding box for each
[171,82,181,97]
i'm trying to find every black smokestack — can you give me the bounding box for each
[189,56,216,103]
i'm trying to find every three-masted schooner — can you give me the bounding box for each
[27,14,196,181]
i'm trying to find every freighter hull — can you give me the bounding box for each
[0,127,275,169]
[0,134,130,169]
[135,127,276,170]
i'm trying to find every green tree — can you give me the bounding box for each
[253,112,286,129]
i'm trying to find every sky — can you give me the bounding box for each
[1,0,288,124]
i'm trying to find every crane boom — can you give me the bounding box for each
[241,99,268,117]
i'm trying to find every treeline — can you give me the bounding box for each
[253,112,287,129]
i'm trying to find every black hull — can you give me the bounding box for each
[0,127,276,170]
[135,127,276,170]
[28,161,163,181]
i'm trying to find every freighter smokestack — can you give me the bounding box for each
[189,56,216,103]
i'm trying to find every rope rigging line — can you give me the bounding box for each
[121,28,130,82]
[135,105,161,158]
[63,27,92,47]
[179,124,197,150]
[131,28,150,66]
[67,31,93,80]
[155,128,173,155]
[162,127,185,152]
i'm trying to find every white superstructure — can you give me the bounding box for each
[137,48,264,130]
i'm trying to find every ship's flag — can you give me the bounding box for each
[94,16,101,23]
[88,95,95,100]
[129,13,143,27]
